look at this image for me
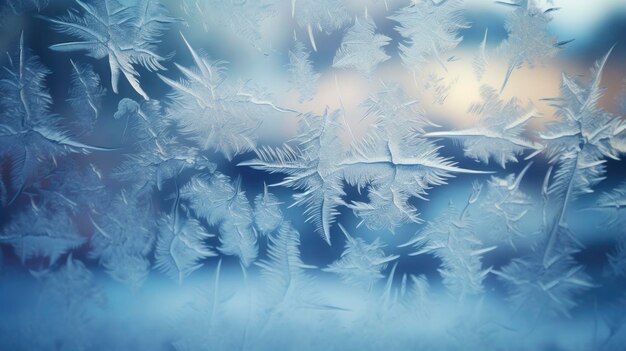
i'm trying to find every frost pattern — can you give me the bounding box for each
[256,221,317,306]
[0,34,106,204]
[181,0,275,49]
[44,0,176,99]
[155,215,216,284]
[293,0,351,52]
[159,34,288,160]
[332,17,391,76]
[1,0,49,15]
[345,83,488,232]
[89,193,156,289]
[181,174,258,267]
[540,48,626,265]
[23,256,105,350]
[67,60,105,133]
[288,40,319,103]
[324,224,398,290]
[1,207,85,264]
[494,235,593,318]
[595,181,626,227]
[476,162,534,247]
[241,110,350,243]
[1,1,626,350]
[473,28,488,80]
[390,0,466,73]
[253,185,284,236]
[496,0,563,92]
[425,86,542,167]
[402,184,495,298]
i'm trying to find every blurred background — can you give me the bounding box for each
[1,0,626,350]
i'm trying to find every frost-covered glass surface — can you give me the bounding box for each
[1,0,626,350]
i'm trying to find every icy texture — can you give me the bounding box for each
[425,86,541,167]
[332,17,391,76]
[1,1,626,350]
[43,0,176,99]
[390,0,466,73]
[288,40,319,103]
